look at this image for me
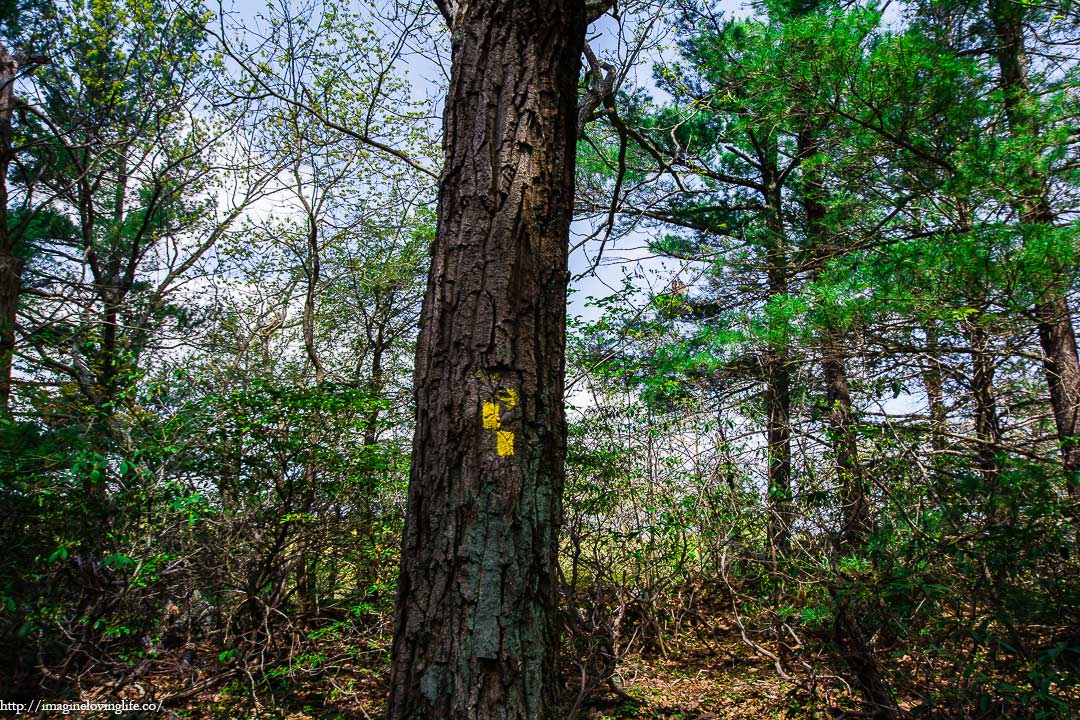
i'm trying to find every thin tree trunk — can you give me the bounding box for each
[766,344,791,553]
[101,299,120,403]
[0,44,20,417]
[922,322,948,455]
[362,319,385,447]
[966,317,1002,484]
[822,341,868,547]
[834,597,897,720]
[85,296,120,501]
[990,0,1080,499]
[797,129,868,549]
[295,460,317,625]
[1035,296,1080,497]
[297,159,325,623]
[92,157,129,453]
[797,126,892,718]
[387,1,588,716]
[302,217,326,385]
[761,138,791,557]
[0,253,17,418]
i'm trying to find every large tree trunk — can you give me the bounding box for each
[989,0,1080,499]
[386,1,587,717]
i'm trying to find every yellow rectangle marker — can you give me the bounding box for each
[482,402,500,430]
[496,430,515,456]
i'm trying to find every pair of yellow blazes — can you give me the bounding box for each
[482,386,518,456]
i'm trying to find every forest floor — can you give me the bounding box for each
[572,652,801,720]
[142,616,847,720]
[69,606,1076,719]
[162,650,801,720]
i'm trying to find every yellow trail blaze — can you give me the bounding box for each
[482,402,500,430]
[481,390,517,456]
[497,430,515,456]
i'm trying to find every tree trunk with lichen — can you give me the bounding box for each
[385,1,587,717]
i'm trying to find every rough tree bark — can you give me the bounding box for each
[989,0,1080,499]
[386,1,601,717]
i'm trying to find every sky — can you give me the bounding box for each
[216,0,748,308]
[212,0,922,420]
